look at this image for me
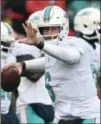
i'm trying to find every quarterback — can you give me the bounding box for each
[12,11,54,124]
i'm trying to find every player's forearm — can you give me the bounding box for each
[22,57,45,72]
[36,42,80,64]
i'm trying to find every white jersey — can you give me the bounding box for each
[12,41,42,58]
[1,51,16,114]
[12,42,52,109]
[44,37,100,119]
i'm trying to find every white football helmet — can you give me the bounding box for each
[38,5,69,41]
[28,10,42,31]
[1,21,15,42]
[74,7,100,41]
[1,22,15,56]
[27,10,43,40]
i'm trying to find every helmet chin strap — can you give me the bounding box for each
[44,38,58,45]
[41,33,59,45]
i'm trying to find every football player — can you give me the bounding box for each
[1,22,19,124]
[3,6,100,124]
[12,10,54,124]
[74,8,100,81]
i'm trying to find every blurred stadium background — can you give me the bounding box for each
[1,0,100,38]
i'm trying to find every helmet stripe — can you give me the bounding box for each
[3,23,12,34]
[44,6,53,21]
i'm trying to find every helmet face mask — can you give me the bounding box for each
[74,8,100,41]
[38,5,69,42]
[39,26,62,41]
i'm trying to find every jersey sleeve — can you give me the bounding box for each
[42,37,84,64]
[25,57,45,72]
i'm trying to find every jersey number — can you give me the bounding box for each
[45,72,56,102]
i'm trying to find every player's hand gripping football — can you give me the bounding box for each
[2,63,23,75]
[19,21,40,45]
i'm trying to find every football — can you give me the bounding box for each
[1,66,21,92]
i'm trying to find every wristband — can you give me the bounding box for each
[36,41,44,49]
[21,62,26,72]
